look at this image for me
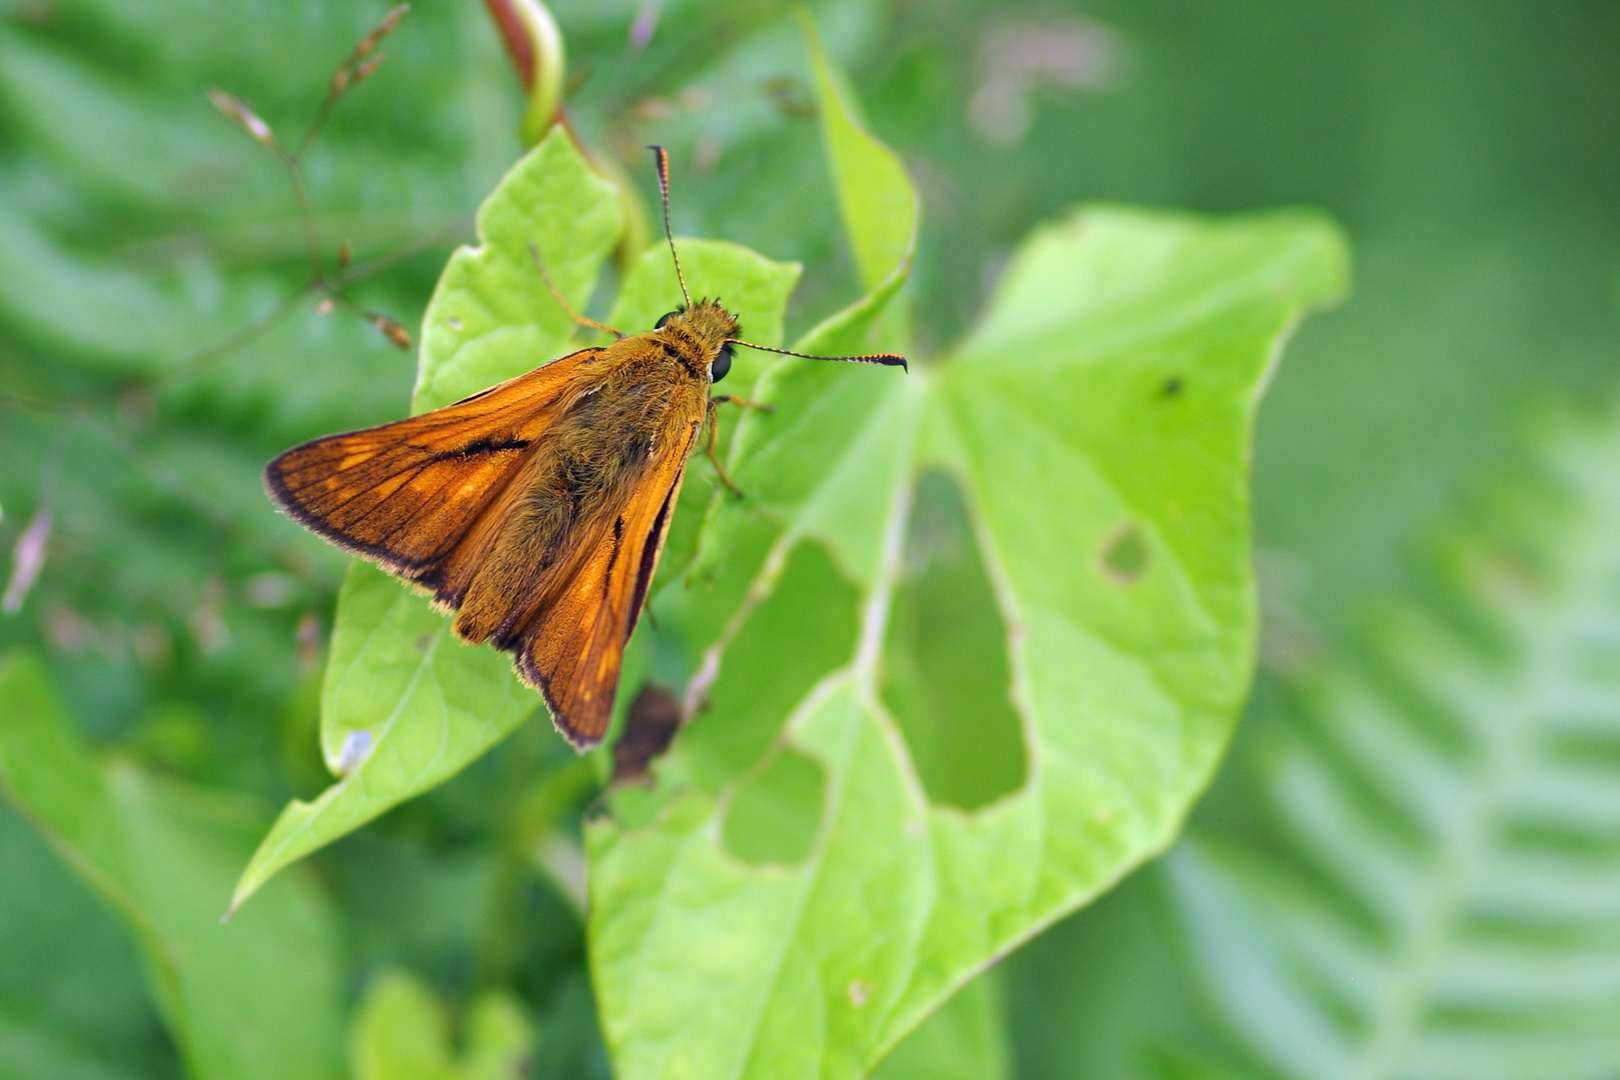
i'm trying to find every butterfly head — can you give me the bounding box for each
[643,147,905,380]
[654,299,740,383]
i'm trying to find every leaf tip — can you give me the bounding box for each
[221,885,248,922]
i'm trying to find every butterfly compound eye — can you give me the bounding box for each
[655,310,681,329]
[710,343,733,383]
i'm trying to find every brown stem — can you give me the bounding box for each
[482,0,536,91]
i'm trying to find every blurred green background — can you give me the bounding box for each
[1,0,1616,1077]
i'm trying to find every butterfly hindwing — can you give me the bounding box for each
[513,415,702,746]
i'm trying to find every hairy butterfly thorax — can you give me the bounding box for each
[653,299,741,383]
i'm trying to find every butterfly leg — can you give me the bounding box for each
[709,394,775,413]
[704,399,745,497]
[528,243,625,340]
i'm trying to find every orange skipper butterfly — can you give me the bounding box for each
[265,148,905,747]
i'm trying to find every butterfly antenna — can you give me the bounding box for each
[726,339,908,372]
[648,145,692,310]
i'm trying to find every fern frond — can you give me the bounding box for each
[1171,402,1620,1080]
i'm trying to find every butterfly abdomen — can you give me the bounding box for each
[448,345,706,649]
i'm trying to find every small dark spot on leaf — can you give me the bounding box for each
[763,75,816,119]
[612,683,682,787]
[1100,523,1148,584]
[1161,376,1183,397]
[413,631,433,651]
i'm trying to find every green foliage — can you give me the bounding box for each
[1168,403,1620,1078]
[0,652,345,1080]
[872,974,1010,1080]
[797,11,916,297]
[220,17,1340,1079]
[229,560,537,913]
[348,970,532,1080]
[0,1013,147,1080]
[412,128,624,415]
[10,1,1609,1078]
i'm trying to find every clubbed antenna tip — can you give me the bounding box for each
[726,339,908,372]
[647,146,692,309]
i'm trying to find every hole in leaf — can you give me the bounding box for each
[881,470,1027,811]
[1099,523,1148,584]
[721,747,825,866]
[680,540,859,792]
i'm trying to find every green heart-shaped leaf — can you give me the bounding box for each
[583,24,1350,1079]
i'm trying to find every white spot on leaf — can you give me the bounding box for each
[337,730,373,777]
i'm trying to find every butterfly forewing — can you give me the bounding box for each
[265,347,605,575]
